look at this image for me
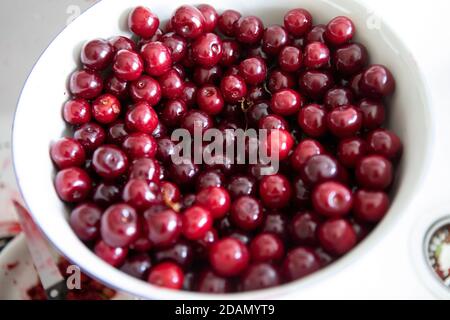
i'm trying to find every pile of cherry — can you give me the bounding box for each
[51,4,402,293]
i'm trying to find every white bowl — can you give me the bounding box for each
[13,0,434,299]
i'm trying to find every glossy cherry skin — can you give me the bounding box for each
[148,262,184,290]
[318,218,357,256]
[259,174,292,209]
[298,70,334,100]
[160,99,187,127]
[271,89,303,116]
[196,186,231,220]
[74,122,106,153]
[69,203,102,242]
[367,129,403,160]
[239,57,267,85]
[290,211,321,246]
[160,32,187,63]
[324,16,355,46]
[92,94,121,124]
[301,154,339,186]
[306,24,326,44]
[144,208,182,248]
[129,75,162,106]
[92,183,121,208]
[69,70,103,99]
[182,206,213,240]
[94,240,128,267]
[209,237,250,277]
[297,103,327,137]
[156,138,175,163]
[50,137,85,169]
[250,233,284,262]
[106,121,129,145]
[262,25,289,56]
[338,137,368,168]
[140,42,172,77]
[304,42,330,69]
[355,155,393,190]
[290,139,325,172]
[80,38,113,71]
[196,169,225,191]
[265,128,294,161]
[123,179,160,211]
[105,75,129,100]
[324,87,354,110]
[217,9,241,36]
[181,109,213,134]
[63,99,91,125]
[128,6,160,39]
[220,74,247,103]
[353,190,390,223]
[282,247,321,281]
[197,270,232,293]
[227,175,256,199]
[261,212,288,241]
[312,181,353,218]
[122,133,157,160]
[247,101,270,127]
[259,114,289,131]
[180,81,198,106]
[234,16,264,45]
[154,240,194,269]
[278,46,302,72]
[230,196,264,231]
[241,263,281,291]
[326,105,362,138]
[197,4,218,32]
[159,69,184,99]
[169,159,200,185]
[334,43,368,76]
[112,49,143,81]
[349,72,363,98]
[358,99,385,130]
[101,203,139,247]
[171,5,206,39]
[267,69,295,93]
[283,8,313,37]
[109,36,136,53]
[125,101,159,134]
[193,65,222,86]
[192,33,223,67]
[359,64,396,98]
[92,145,128,179]
[120,253,152,279]
[55,167,92,203]
[220,40,240,67]
[197,85,224,116]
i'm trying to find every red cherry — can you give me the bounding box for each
[148,262,184,290]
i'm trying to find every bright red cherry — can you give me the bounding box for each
[325,16,355,46]
[353,190,390,223]
[326,105,362,138]
[63,98,91,125]
[318,218,357,256]
[101,204,139,247]
[220,74,247,103]
[304,42,330,69]
[140,42,172,77]
[262,25,289,56]
[283,247,321,280]
[128,6,160,39]
[94,240,128,267]
[197,85,224,116]
[144,208,182,248]
[259,174,292,209]
[297,104,327,137]
[171,5,206,39]
[113,50,143,81]
[278,46,302,72]
[217,10,241,36]
[196,186,231,220]
[250,233,284,262]
[123,179,160,211]
[50,137,85,169]
[55,167,92,203]
[125,101,159,134]
[192,33,223,67]
[129,75,162,106]
[355,155,393,190]
[230,196,264,231]
[359,64,396,98]
[284,8,313,37]
[92,145,128,179]
[312,181,353,217]
[209,237,250,277]
[148,262,184,290]
[234,16,264,44]
[367,129,403,160]
[69,203,102,242]
[159,69,184,99]
[92,94,121,124]
[80,39,113,71]
[264,129,294,161]
[182,205,213,240]
[69,70,103,99]
[270,89,303,116]
[122,133,157,160]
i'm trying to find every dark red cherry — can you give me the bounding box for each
[197,85,224,116]
[140,41,172,77]
[181,109,213,134]
[259,174,292,209]
[227,175,256,199]
[250,233,284,262]
[306,24,326,44]
[259,114,289,131]
[122,133,157,160]
[148,262,184,290]
[193,65,222,86]
[367,129,403,160]
[297,103,327,137]
[298,70,334,100]
[278,46,303,72]
[262,25,289,56]
[304,42,330,69]
[271,89,303,116]
[50,137,85,169]
[120,253,152,279]
[301,154,339,186]
[94,240,128,267]
[353,190,390,223]
[290,211,321,246]
[180,81,198,106]
[105,75,129,100]
[192,33,223,67]
[169,158,200,185]
[109,36,136,53]
[290,139,325,172]
[69,203,102,242]
[267,69,295,93]
[247,101,270,127]
[230,196,264,231]
[112,50,143,81]
[209,237,249,277]
[123,179,160,211]
[324,87,354,109]
[160,32,187,63]
[92,94,121,124]
[197,4,218,32]
[182,206,213,240]
[159,69,184,99]
[144,208,182,248]
[359,64,396,98]
[92,183,121,208]
[161,99,187,127]
[318,218,357,256]
[197,270,232,293]
[326,105,362,138]
[196,169,225,191]
[358,99,385,130]
[220,74,247,103]
[338,137,368,168]
[130,75,162,106]
[69,70,103,99]
[239,57,267,85]
[284,8,313,37]
[325,16,355,46]
[63,98,91,125]
[334,43,368,76]
[234,16,264,45]
[154,240,194,268]
[283,247,321,281]
[80,38,113,71]
[355,155,393,190]
[171,5,206,39]
[92,145,128,179]
[264,129,294,161]
[125,101,159,134]
[313,181,352,218]
[220,40,240,67]
[55,168,92,203]
[101,204,139,247]
[128,6,160,39]
[241,263,281,291]
[217,10,241,36]
[74,122,106,153]
[292,176,311,208]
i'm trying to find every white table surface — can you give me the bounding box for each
[1,0,450,299]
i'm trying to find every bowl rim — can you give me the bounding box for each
[11,0,436,299]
